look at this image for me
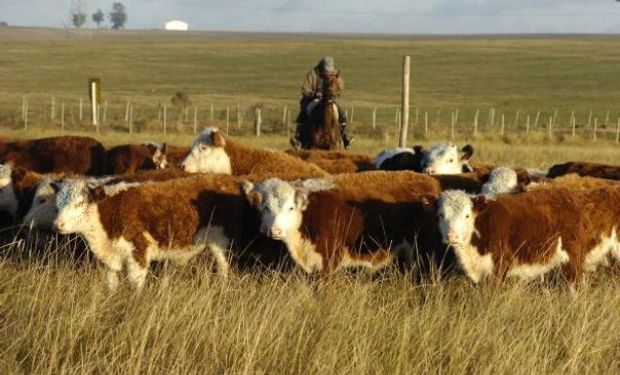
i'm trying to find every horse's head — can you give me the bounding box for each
[322,72,341,102]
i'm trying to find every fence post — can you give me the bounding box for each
[51,97,55,120]
[593,118,598,141]
[210,103,214,122]
[489,108,495,127]
[128,104,133,134]
[473,109,479,137]
[282,105,288,128]
[450,111,455,140]
[514,109,520,129]
[350,107,355,124]
[236,103,241,129]
[605,110,610,127]
[163,105,167,135]
[526,115,530,134]
[102,100,107,122]
[61,103,65,133]
[570,111,575,138]
[254,107,262,137]
[616,118,620,143]
[587,110,593,128]
[24,99,29,131]
[226,107,230,135]
[399,55,411,147]
[552,109,558,126]
[79,98,83,121]
[424,111,428,137]
[500,114,505,137]
[125,102,130,122]
[185,107,190,123]
[548,116,553,138]
[21,96,26,121]
[193,107,198,134]
[534,111,540,128]
[372,107,377,131]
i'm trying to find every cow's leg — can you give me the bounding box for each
[127,236,149,289]
[197,226,230,276]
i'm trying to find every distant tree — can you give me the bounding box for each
[109,2,127,30]
[72,12,87,28]
[70,0,87,29]
[0,22,8,28]
[92,9,105,28]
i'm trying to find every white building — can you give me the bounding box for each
[165,20,189,31]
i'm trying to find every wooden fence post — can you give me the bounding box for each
[500,114,505,137]
[526,115,530,134]
[24,99,29,130]
[79,98,83,121]
[593,118,598,141]
[163,105,167,135]
[552,109,558,127]
[372,107,377,131]
[21,96,26,121]
[424,111,428,137]
[605,110,610,127]
[587,110,593,128]
[51,97,55,120]
[210,103,214,122]
[548,116,553,138]
[473,109,479,137]
[350,107,355,124]
[570,111,576,138]
[102,101,107,122]
[61,103,65,133]
[226,107,230,135]
[534,111,540,128]
[254,107,262,137]
[616,118,620,143]
[399,55,411,147]
[125,102,130,122]
[282,105,288,128]
[128,104,133,134]
[514,109,520,129]
[193,107,198,134]
[236,103,241,129]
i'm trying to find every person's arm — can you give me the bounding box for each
[301,70,317,97]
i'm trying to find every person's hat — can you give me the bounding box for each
[318,56,335,74]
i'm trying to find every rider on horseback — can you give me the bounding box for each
[291,56,353,149]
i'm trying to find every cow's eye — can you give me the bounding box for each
[465,214,470,219]
[449,159,454,163]
[38,198,46,204]
[289,206,294,211]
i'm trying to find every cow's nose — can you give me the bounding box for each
[425,167,436,175]
[54,219,65,232]
[447,232,459,243]
[269,226,283,239]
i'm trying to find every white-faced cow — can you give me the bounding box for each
[374,142,474,175]
[435,188,620,284]
[181,128,327,176]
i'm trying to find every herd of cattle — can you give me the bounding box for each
[0,129,619,290]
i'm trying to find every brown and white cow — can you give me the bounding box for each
[547,161,620,181]
[285,149,375,174]
[105,142,168,175]
[181,128,327,176]
[0,136,107,175]
[435,188,620,284]
[241,171,444,275]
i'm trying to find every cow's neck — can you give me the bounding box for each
[79,204,116,267]
[282,230,323,273]
[451,242,494,283]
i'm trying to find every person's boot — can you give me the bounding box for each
[290,123,303,149]
[340,123,353,149]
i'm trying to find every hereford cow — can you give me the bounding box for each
[181,127,327,176]
[285,149,375,174]
[435,188,620,284]
[241,171,445,275]
[547,161,620,181]
[0,136,107,175]
[105,142,168,175]
[375,142,474,174]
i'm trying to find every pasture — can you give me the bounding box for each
[1,28,620,373]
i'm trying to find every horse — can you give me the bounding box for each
[299,73,343,150]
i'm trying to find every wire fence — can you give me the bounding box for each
[2,95,620,143]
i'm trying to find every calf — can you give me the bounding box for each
[285,149,375,174]
[241,171,443,275]
[0,136,107,175]
[435,188,620,284]
[547,161,620,181]
[181,127,327,176]
[375,142,474,174]
[105,142,168,175]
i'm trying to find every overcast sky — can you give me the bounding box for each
[1,0,620,34]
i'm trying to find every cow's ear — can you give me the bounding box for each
[419,194,436,208]
[460,144,474,161]
[211,131,226,148]
[472,195,487,212]
[294,188,309,211]
[247,191,262,207]
[87,185,106,202]
[160,142,167,154]
[238,180,254,196]
[50,181,61,194]
[413,145,424,154]
[11,166,27,183]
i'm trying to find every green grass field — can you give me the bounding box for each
[2,28,620,374]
